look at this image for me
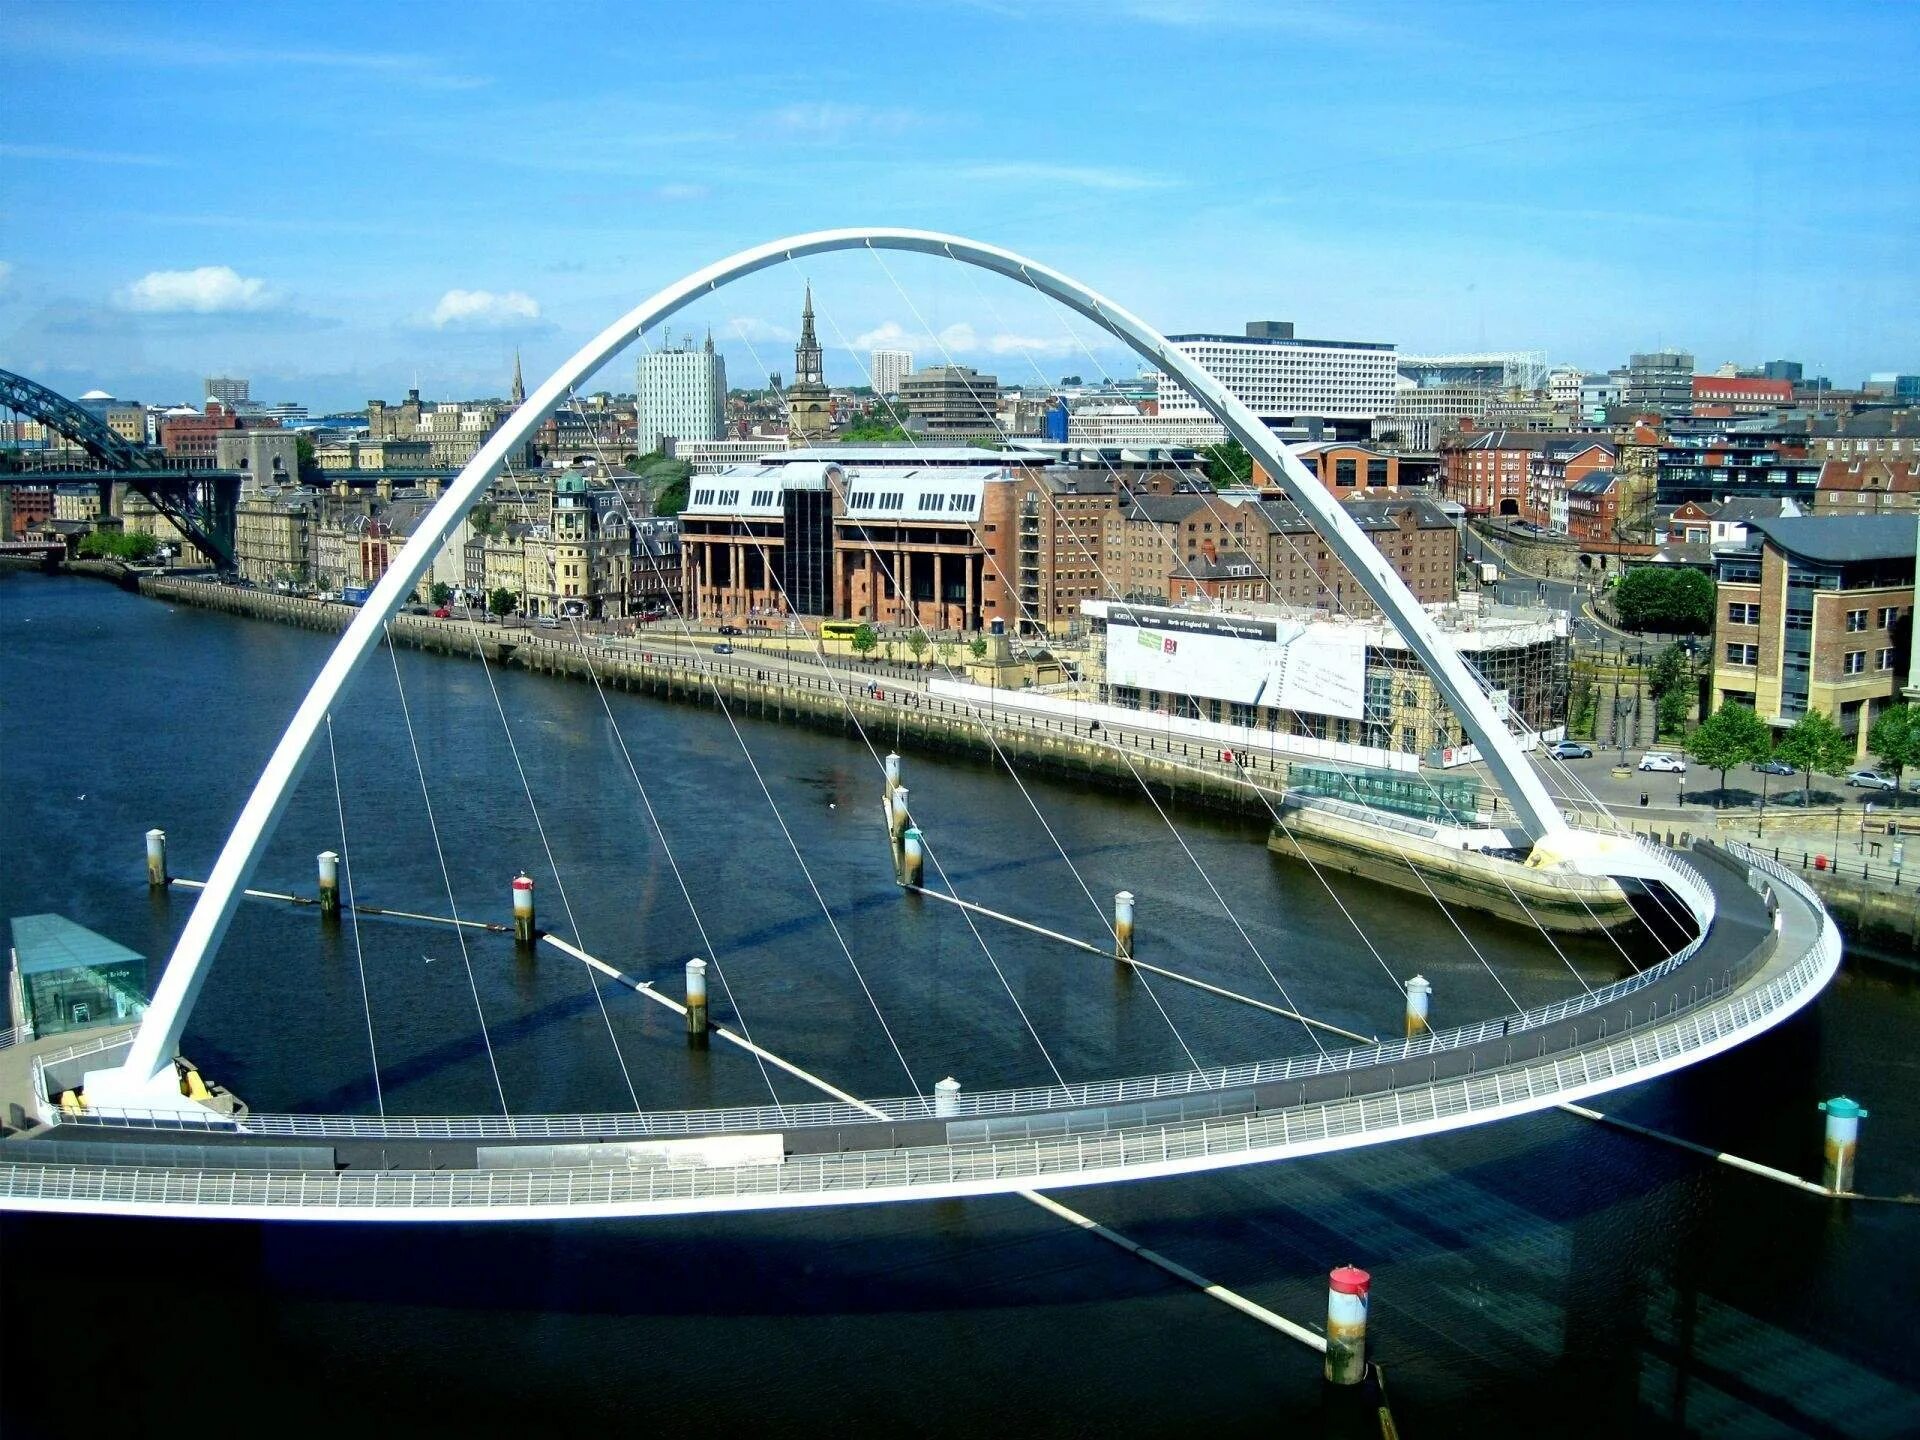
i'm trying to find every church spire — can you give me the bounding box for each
[794,282,822,386]
[511,348,525,407]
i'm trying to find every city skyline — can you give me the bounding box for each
[1,0,1915,411]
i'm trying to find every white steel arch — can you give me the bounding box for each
[90,228,1572,1109]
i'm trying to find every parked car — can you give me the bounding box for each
[433,606,451,619]
[717,624,742,636]
[1638,752,1686,773]
[1547,740,1593,760]
[1753,759,1796,776]
[1846,769,1898,791]
[535,616,560,629]
[712,642,733,654]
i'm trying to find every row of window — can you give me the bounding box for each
[1842,650,1900,674]
[1845,606,1903,631]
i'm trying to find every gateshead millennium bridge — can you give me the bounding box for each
[0,230,1839,1222]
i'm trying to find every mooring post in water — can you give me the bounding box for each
[934,1076,961,1118]
[889,786,911,845]
[317,851,340,918]
[1404,975,1431,1037]
[685,957,709,1047]
[902,826,925,889]
[512,873,536,946]
[1818,1096,1867,1193]
[884,751,902,798]
[145,828,168,889]
[1114,890,1135,962]
[1324,1266,1371,1386]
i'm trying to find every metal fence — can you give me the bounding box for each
[0,881,1838,1216]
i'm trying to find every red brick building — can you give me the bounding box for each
[1258,443,1409,497]
[1812,457,1918,515]
[1691,375,1793,414]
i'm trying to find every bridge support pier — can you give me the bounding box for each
[145,828,168,889]
[1404,975,1432,1037]
[901,826,925,889]
[1324,1266,1371,1386]
[1819,1096,1866,1193]
[317,851,340,918]
[512,873,536,947]
[934,1076,960,1117]
[889,786,911,883]
[685,957,709,1048]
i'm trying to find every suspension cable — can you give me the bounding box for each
[384,622,509,1115]
[324,712,384,1117]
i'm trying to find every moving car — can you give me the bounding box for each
[718,624,742,636]
[1547,740,1593,760]
[433,606,451,619]
[712,642,733,654]
[535,616,560,629]
[1846,769,1898,791]
[1753,759,1795,776]
[1638,752,1686,773]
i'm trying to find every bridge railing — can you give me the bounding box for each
[0,878,1839,1215]
[38,834,1729,1141]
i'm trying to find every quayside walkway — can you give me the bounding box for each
[0,841,1837,1221]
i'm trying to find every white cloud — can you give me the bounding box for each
[118,265,272,313]
[430,289,541,329]
[956,162,1172,192]
[725,316,792,345]
[0,142,178,168]
[853,320,914,350]
[653,182,711,202]
[766,102,920,140]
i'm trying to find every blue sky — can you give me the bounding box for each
[2,0,1915,412]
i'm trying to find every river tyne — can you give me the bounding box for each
[2,570,1915,1437]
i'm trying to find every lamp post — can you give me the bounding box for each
[1757,765,1769,839]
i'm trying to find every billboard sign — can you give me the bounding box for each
[1106,606,1365,719]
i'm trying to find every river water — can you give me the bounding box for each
[2,570,1915,1437]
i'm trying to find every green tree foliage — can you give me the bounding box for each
[851,623,878,658]
[294,433,322,481]
[76,530,160,561]
[430,581,453,607]
[1201,439,1254,488]
[839,415,912,443]
[1868,703,1920,796]
[488,587,517,618]
[1688,702,1769,805]
[906,631,928,662]
[1776,709,1854,806]
[968,636,989,660]
[1612,566,1715,634]
[1648,642,1695,737]
[653,475,690,517]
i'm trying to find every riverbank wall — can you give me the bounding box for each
[132,575,1666,938]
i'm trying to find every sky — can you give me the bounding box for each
[2,0,1916,413]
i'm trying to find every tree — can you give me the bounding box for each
[1776,709,1853,806]
[1868,703,1920,801]
[906,631,928,663]
[294,433,322,481]
[488,587,517,618]
[1688,702,1769,806]
[76,530,160,561]
[851,623,878,659]
[1648,642,1693,736]
[968,636,988,660]
[1201,439,1254,488]
[430,581,453,607]
[839,415,911,443]
[653,475,690,517]
[1612,566,1714,634]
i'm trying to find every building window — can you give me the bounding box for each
[1846,608,1868,631]
[1725,642,1759,666]
[1844,651,1866,674]
[1878,648,1896,671]
[1878,606,1898,627]
[1727,601,1759,624]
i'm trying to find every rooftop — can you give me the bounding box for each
[9,914,144,978]
[1747,514,1919,565]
